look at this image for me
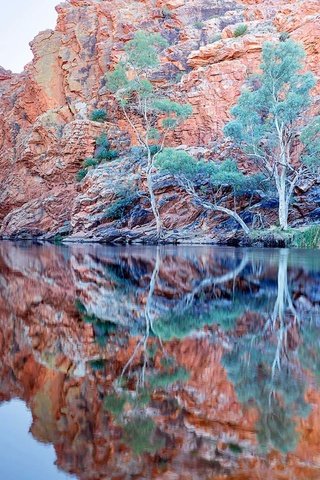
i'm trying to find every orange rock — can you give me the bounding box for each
[0,0,319,237]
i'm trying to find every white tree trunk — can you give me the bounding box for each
[146,152,162,238]
[278,178,289,230]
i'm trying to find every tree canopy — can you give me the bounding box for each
[224,39,319,229]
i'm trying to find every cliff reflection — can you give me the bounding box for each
[1,242,320,479]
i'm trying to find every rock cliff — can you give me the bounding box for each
[0,0,319,241]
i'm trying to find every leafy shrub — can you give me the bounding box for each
[156,148,265,194]
[234,24,248,37]
[96,147,119,161]
[95,133,119,161]
[293,226,320,248]
[96,133,109,147]
[149,144,161,156]
[76,168,88,182]
[76,134,119,182]
[83,157,99,168]
[155,148,199,176]
[105,393,127,417]
[209,33,222,44]
[90,109,107,122]
[149,367,189,389]
[123,417,164,456]
[105,190,139,220]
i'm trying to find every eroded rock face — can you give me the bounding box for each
[0,0,319,238]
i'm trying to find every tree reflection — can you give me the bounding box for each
[74,246,320,457]
[222,249,313,453]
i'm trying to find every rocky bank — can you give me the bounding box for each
[0,0,320,242]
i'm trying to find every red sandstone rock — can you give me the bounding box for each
[0,0,319,238]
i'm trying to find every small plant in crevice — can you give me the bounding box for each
[234,24,248,37]
[76,133,119,182]
[76,168,89,182]
[194,20,205,30]
[105,185,140,221]
[208,33,222,44]
[95,133,119,161]
[90,108,108,122]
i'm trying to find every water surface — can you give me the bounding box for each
[1,242,320,479]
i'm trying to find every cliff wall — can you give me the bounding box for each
[0,0,319,240]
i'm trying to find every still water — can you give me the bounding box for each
[0,242,320,479]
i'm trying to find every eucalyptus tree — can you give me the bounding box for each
[106,31,192,238]
[156,148,265,234]
[225,39,320,230]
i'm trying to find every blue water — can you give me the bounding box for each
[0,400,72,480]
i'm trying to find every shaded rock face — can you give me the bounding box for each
[1,243,320,479]
[0,0,320,238]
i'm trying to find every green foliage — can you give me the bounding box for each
[106,30,192,146]
[149,367,189,389]
[105,393,127,418]
[76,134,118,181]
[123,417,164,456]
[149,145,161,156]
[161,7,173,19]
[51,234,64,245]
[209,33,222,44]
[223,332,311,454]
[125,31,168,70]
[105,188,139,220]
[156,148,264,194]
[95,133,118,161]
[234,24,248,37]
[106,62,129,95]
[76,168,88,182]
[228,443,243,454]
[301,116,320,169]
[153,99,192,129]
[279,31,290,42]
[292,226,320,248]
[89,359,107,371]
[225,40,316,153]
[194,20,204,30]
[153,298,249,341]
[224,39,318,229]
[155,148,199,176]
[90,109,107,122]
[76,302,119,346]
[299,323,320,385]
[83,157,99,168]
[96,133,109,147]
[96,146,119,162]
[75,298,87,315]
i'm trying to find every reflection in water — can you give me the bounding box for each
[0,242,320,479]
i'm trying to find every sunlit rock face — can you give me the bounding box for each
[0,0,320,239]
[1,242,320,479]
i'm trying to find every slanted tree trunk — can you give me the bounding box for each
[177,176,251,235]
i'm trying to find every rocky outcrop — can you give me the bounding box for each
[0,0,319,239]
